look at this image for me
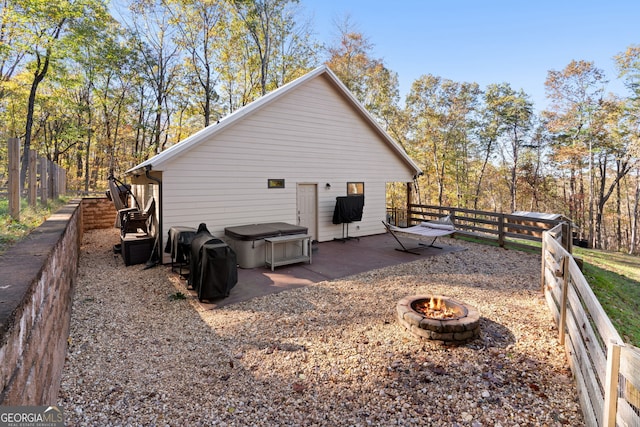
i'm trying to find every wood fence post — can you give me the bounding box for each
[406,182,412,226]
[8,138,20,220]
[498,214,505,247]
[47,160,56,200]
[603,341,622,427]
[541,233,547,293]
[51,162,58,198]
[40,156,48,205]
[28,149,37,207]
[61,167,66,194]
[558,255,570,345]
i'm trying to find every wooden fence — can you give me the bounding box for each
[542,224,640,427]
[387,204,573,252]
[3,138,67,220]
[387,204,639,424]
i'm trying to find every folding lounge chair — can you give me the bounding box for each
[382,215,456,255]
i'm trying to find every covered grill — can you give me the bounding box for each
[188,224,237,301]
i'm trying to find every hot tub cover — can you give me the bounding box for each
[224,222,307,241]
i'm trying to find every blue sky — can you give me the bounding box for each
[300,0,640,111]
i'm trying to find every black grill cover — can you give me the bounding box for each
[332,196,364,224]
[164,226,197,263]
[188,224,237,300]
[197,242,237,301]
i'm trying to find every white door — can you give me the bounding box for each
[297,184,317,241]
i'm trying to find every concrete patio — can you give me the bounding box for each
[177,232,466,309]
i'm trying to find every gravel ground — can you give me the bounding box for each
[58,228,585,426]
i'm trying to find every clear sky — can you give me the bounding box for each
[300,0,640,111]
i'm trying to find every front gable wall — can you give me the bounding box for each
[160,74,414,252]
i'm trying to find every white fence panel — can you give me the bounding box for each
[541,226,639,427]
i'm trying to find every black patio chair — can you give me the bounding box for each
[120,196,155,238]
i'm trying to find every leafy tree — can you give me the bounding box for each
[405,75,480,206]
[616,44,640,100]
[495,85,533,212]
[166,0,223,127]
[325,17,371,98]
[474,84,507,209]
[0,0,28,103]
[614,46,640,252]
[543,60,607,243]
[64,14,129,189]
[15,0,110,190]
[268,2,318,88]
[231,0,300,96]
[127,0,182,156]
[519,120,549,211]
[325,17,401,127]
[216,9,259,112]
[629,169,640,254]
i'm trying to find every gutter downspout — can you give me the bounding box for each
[144,165,163,268]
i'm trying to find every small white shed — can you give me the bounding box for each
[126,66,422,264]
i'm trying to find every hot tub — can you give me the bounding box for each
[224,222,308,268]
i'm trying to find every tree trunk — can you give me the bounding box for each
[84,95,92,192]
[594,155,607,249]
[595,158,632,250]
[20,54,50,191]
[616,175,622,251]
[578,170,587,244]
[135,86,145,158]
[473,139,494,210]
[19,20,65,191]
[204,69,211,127]
[630,172,639,254]
[569,168,576,231]
[588,141,595,249]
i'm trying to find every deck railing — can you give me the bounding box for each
[542,224,640,427]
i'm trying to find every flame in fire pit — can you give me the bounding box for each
[397,295,480,343]
[412,297,463,320]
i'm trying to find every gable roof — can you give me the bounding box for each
[126,65,422,177]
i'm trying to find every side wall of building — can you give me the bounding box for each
[157,74,414,257]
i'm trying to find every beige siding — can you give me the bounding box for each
[159,75,413,262]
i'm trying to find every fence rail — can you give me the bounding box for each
[387,204,573,252]
[389,205,640,424]
[542,224,640,427]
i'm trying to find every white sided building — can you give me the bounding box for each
[126,65,422,264]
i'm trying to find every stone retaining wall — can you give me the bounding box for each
[0,200,83,404]
[82,197,116,231]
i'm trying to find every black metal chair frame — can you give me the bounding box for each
[107,173,154,238]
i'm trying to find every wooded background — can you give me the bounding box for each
[0,0,638,253]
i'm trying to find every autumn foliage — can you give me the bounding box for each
[0,2,638,252]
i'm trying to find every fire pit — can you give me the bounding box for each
[396,295,480,343]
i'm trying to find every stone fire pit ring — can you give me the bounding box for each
[396,294,480,343]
